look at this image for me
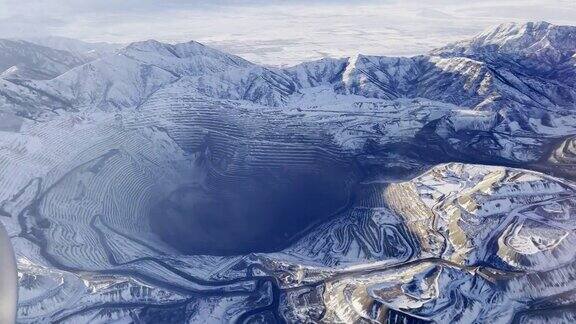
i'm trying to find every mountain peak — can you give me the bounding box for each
[472,21,570,49]
[431,21,576,68]
[482,21,552,35]
[124,39,172,54]
[122,39,252,69]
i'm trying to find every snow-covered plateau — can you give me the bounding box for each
[0,21,575,323]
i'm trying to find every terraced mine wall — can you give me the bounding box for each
[137,95,565,256]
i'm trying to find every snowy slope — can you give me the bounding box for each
[0,39,88,80]
[432,21,576,76]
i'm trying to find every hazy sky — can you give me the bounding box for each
[0,0,574,66]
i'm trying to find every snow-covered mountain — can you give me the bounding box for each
[0,38,299,113]
[0,39,88,80]
[2,22,574,112]
[290,22,576,124]
[4,21,572,131]
[0,21,575,323]
[24,36,121,60]
[432,21,576,76]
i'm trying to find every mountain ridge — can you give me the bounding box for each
[0,39,89,80]
[0,21,574,126]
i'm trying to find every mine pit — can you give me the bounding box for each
[149,156,358,255]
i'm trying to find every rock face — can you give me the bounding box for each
[0,22,575,323]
